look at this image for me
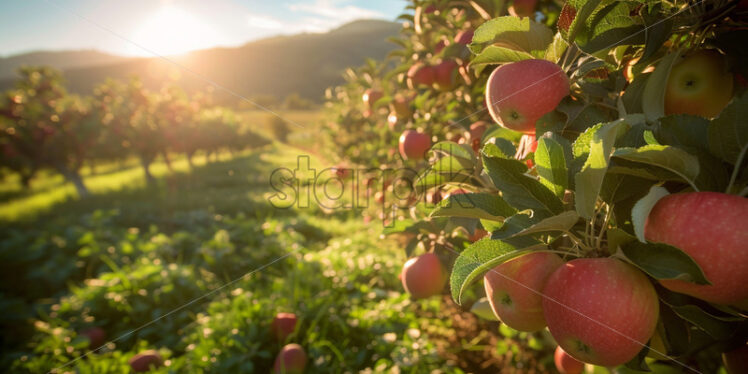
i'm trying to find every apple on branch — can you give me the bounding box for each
[484,252,563,331]
[645,192,748,305]
[401,253,447,299]
[542,258,659,366]
[485,59,569,134]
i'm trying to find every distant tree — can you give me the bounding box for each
[265,114,290,143]
[283,93,314,111]
[0,67,96,196]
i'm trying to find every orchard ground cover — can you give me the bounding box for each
[0,139,555,373]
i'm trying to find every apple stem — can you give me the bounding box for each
[725,144,748,194]
[595,204,613,251]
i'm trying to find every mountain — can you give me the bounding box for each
[0,50,126,80]
[0,20,401,102]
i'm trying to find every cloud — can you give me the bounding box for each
[247,14,284,29]
[287,0,386,28]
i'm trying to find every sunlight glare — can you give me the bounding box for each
[129,6,223,56]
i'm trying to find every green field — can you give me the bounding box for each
[0,135,552,373]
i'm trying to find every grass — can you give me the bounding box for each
[0,134,554,373]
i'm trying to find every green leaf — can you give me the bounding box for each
[630,185,669,243]
[708,94,748,165]
[574,117,636,219]
[470,45,535,66]
[471,16,554,55]
[643,50,682,122]
[612,145,700,189]
[619,241,709,285]
[659,290,745,339]
[505,211,579,239]
[431,141,475,161]
[470,297,499,321]
[656,115,710,152]
[450,239,544,304]
[535,138,568,197]
[566,0,603,42]
[414,169,480,193]
[572,122,605,158]
[482,154,564,218]
[430,193,517,221]
[544,32,568,63]
[639,3,673,64]
[432,155,471,174]
[607,228,636,253]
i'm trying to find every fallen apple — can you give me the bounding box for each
[274,343,307,374]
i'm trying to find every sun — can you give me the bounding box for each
[129,6,223,57]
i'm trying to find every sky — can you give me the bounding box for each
[0,0,407,57]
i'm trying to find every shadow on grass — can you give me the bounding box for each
[2,150,297,230]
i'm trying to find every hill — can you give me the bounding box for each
[0,50,126,80]
[0,20,401,101]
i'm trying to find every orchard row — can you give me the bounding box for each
[0,67,269,196]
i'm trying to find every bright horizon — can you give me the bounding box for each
[0,0,406,58]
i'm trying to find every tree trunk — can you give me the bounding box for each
[162,151,174,172]
[88,159,97,175]
[20,172,32,188]
[186,152,194,169]
[141,157,155,186]
[58,166,89,198]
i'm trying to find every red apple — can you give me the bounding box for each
[434,59,459,91]
[434,39,447,54]
[274,343,307,374]
[484,252,564,331]
[454,29,474,45]
[399,130,432,160]
[555,346,585,374]
[469,121,488,152]
[542,258,659,366]
[485,59,569,134]
[401,253,448,299]
[362,89,383,110]
[509,0,538,18]
[468,228,488,242]
[80,327,106,349]
[723,344,748,374]
[407,62,436,89]
[664,50,734,118]
[645,192,748,305]
[129,350,163,372]
[272,312,298,341]
[426,189,443,205]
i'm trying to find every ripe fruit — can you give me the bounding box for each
[723,344,748,374]
[362,89,383,110]
[469,121,488,152]
[645,192,748,305]
[399,130,432,160]
[80,327,106,349]
[407,62,436,89]
[484,252,563,331]
[468,228,488,242]
[454,29,474,45]
[555,346,585,374]
[274,343,307,374]
[434,59,459,91]
[543,258,659,366]
[664,50,734,118]
[434,39,447,54]
[485,59,569,134]
[509,0,538,18]
[426,189,442,205]
[401,253,448,299]
[129,350,163,372]
[271,312,298,341]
